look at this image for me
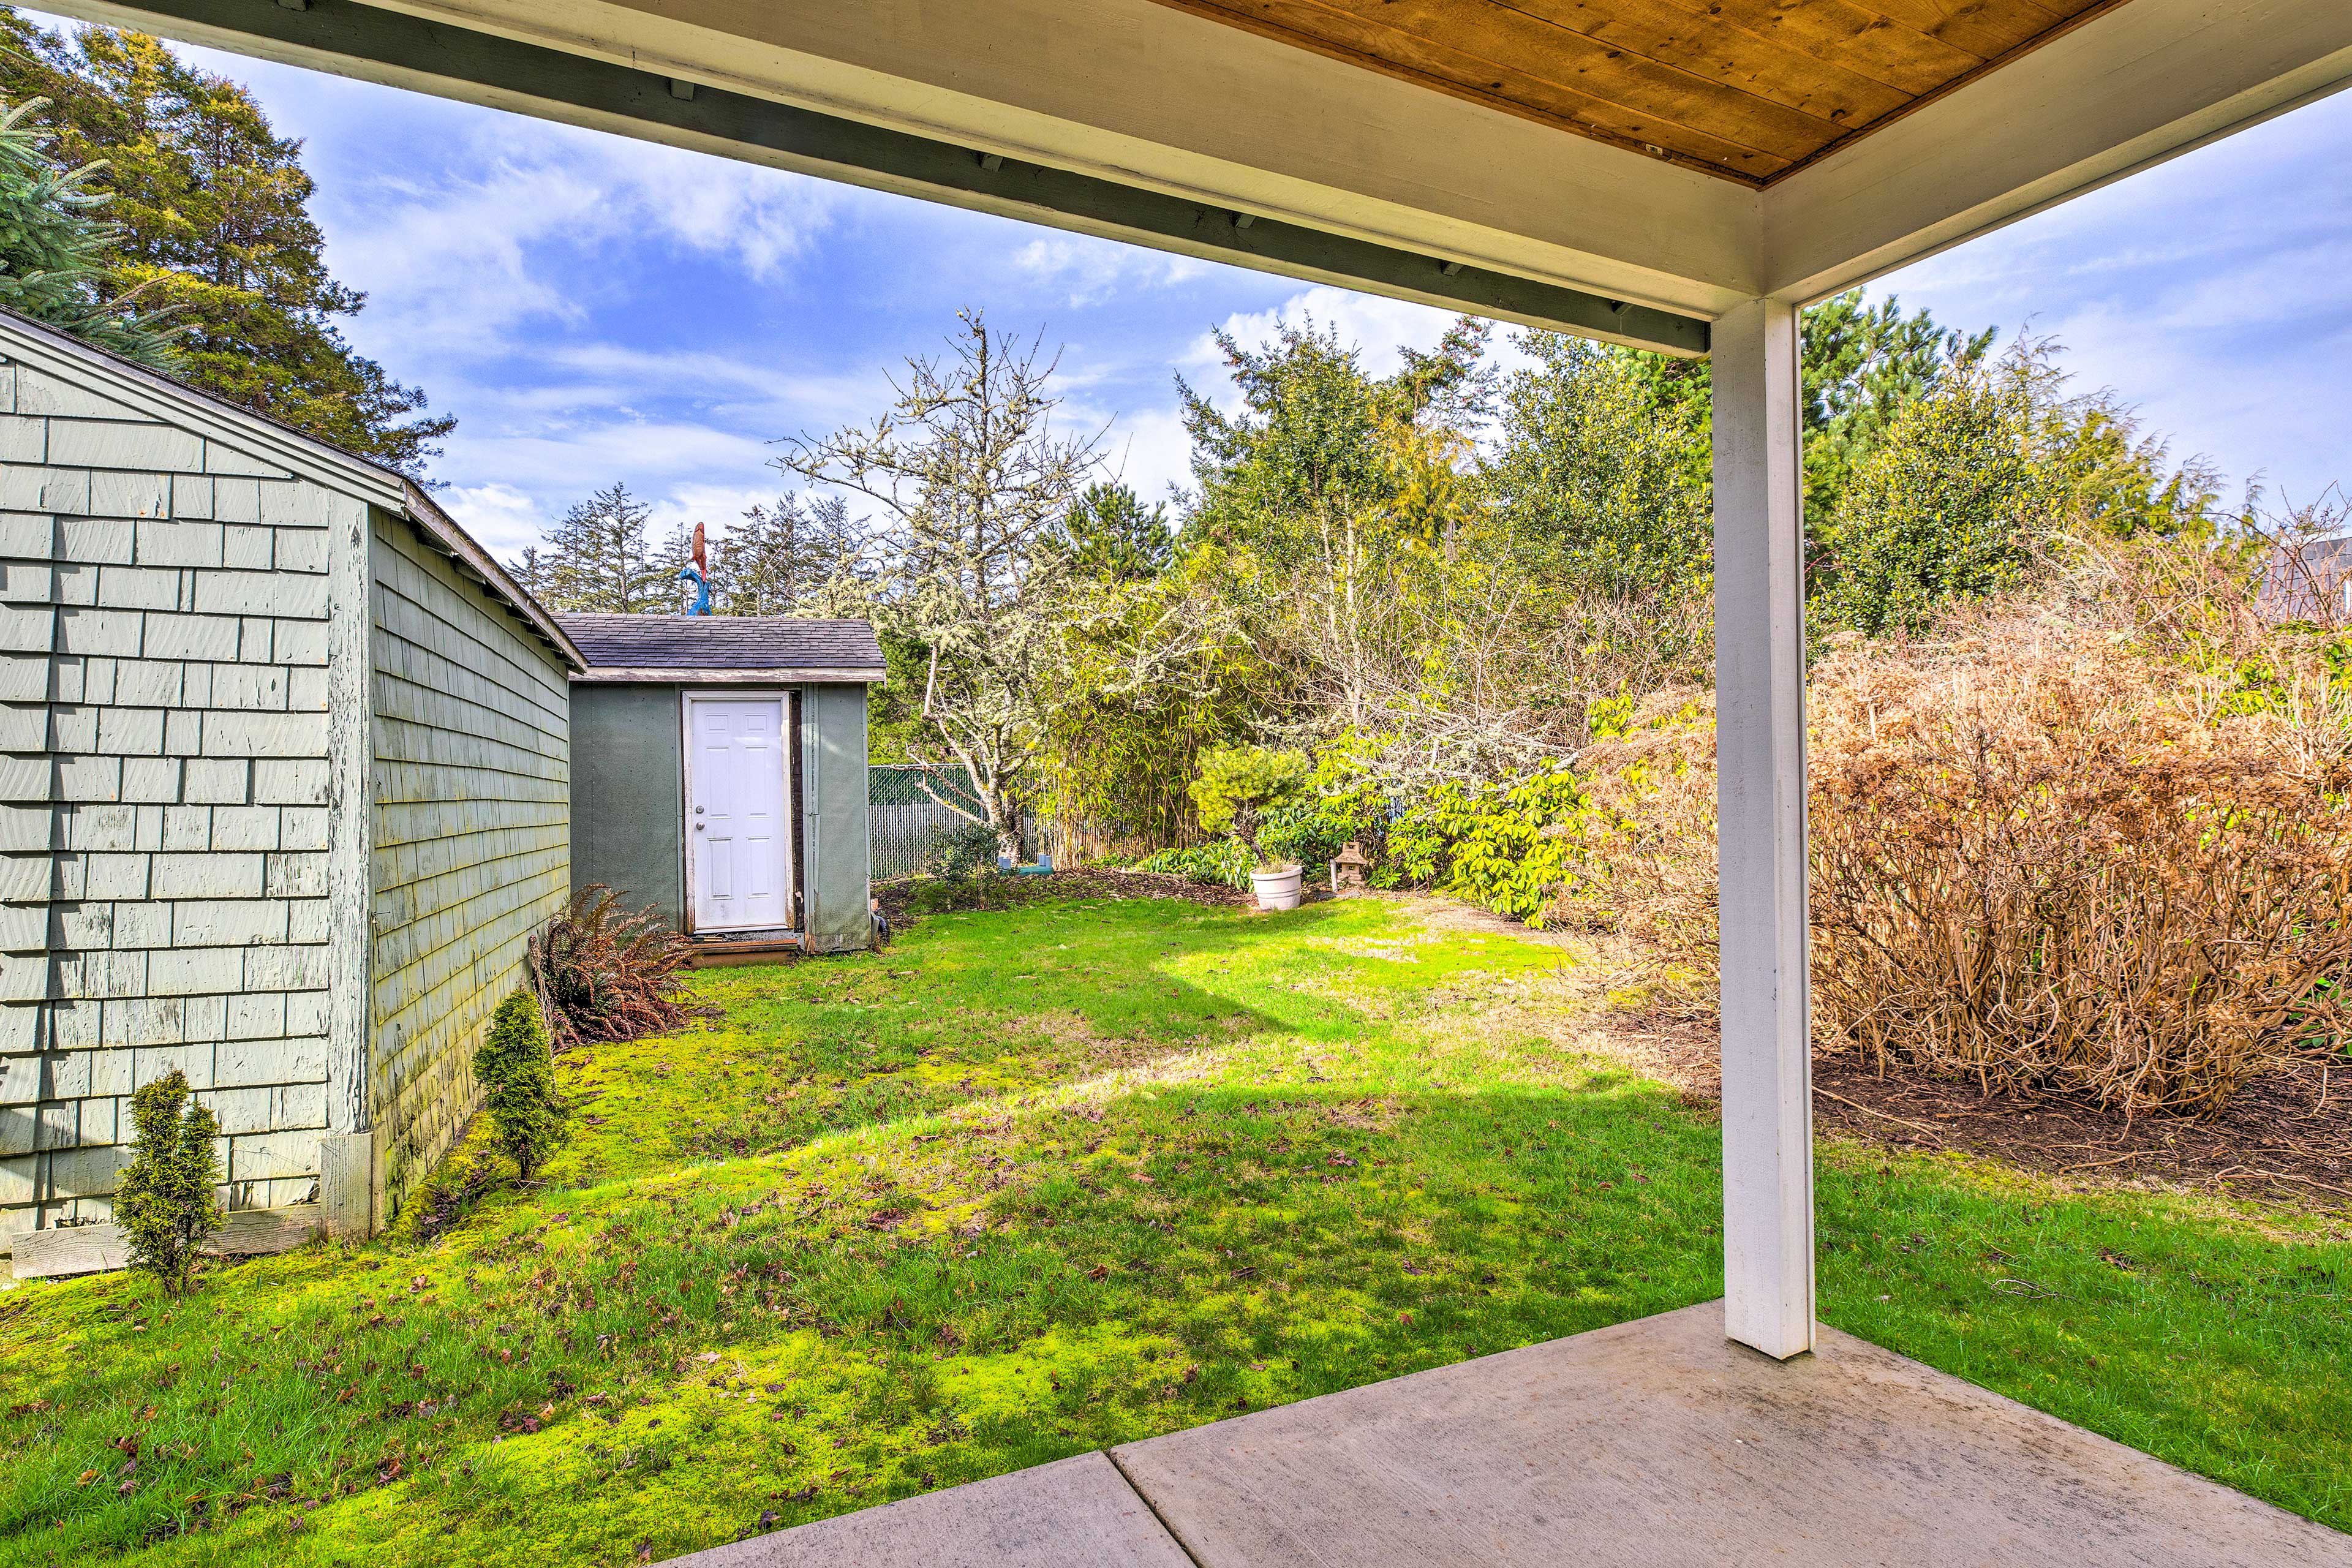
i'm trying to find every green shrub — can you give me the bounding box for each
[474,990,568,1180]
[112,1069,222,1295]
[909,820,1017,911]
[1188,746,1311,865]
[1379,764,1589,922]
[925,819,1002,884]
[1257,794,1385,876]
[1132,839,1254,889]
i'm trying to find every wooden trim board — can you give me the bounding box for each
[9,1203,325,1281]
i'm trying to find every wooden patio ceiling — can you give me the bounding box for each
[1148,0,2133,183]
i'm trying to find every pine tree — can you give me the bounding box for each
[709,491,869,615]
[509,545,548,597]
[534,483,669,612]
[112,1069,223,1295]
[473,990,566,1180]
[1057,481,1172,583]
[0,17,453,473]
[0,94,179,369]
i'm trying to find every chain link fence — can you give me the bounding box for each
[868,764,1039,880]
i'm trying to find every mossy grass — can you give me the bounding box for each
[2,897,2345,1565]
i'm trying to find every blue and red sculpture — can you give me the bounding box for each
[676,521,712,615]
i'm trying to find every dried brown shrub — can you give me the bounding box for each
[1558,541,2352,1116]
[1807,623,2350,1115]
[526,884,714,1049]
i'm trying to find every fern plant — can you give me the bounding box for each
[524,884,709,1049]
[112,1069,222,1295]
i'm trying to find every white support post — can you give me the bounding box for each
[1711,296,1815,1360]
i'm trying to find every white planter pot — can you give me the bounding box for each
[1250,864,1303,911]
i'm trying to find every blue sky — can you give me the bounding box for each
[92,21,2352,562]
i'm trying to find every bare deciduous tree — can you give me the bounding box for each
[778,312,1099,861]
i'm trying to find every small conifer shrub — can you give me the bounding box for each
[475,989,568,1179]
[113,1069,223,1294]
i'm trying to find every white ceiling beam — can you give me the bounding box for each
[43,0,1719,348]
[36,0,2352,341]
[349,0,1763,314]
[1762,0,2352,304]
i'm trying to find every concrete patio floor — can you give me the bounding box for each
[671,1301,2348,1567]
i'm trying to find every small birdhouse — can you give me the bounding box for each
[1330,840,1371,895]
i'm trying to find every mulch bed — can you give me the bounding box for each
[875,869,1255,937]
[1808,1050,2352,1211]
[1615,1002,2352,1212]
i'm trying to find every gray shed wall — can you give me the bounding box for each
[568,679,869,949]
[0,350,360,1248]
[801,682,872,953]
[369,511,570,1218]
[570,682,684,930]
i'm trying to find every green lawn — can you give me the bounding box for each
[4,894,2346,1566]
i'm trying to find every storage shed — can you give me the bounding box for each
[558,615,883,955]
[0,308,584,1263]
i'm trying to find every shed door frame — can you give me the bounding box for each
[680,689,797,935]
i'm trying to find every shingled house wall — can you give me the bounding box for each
[368,512,570,1216]
[0,311,578,1255]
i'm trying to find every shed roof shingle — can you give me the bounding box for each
[556,614,884,679]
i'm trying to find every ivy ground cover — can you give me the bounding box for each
[4,894,2346,1565]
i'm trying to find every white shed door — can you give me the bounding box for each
[688,698,791,932]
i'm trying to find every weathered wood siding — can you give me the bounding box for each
[568,682,684,930]
[368,512,569,1217]
[0,348,360,1250]
[801,682,872,952]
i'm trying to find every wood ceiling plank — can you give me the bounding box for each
[1860,0,2075,62]
[1591,0,1991,96]
[1154,0,1801,173]
[1145,0,2132,186]
[1191,0,1834,159]
[1321,0,1853,151]
[1458,0,1918,128]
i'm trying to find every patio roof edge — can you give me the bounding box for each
[43,0,1713,355]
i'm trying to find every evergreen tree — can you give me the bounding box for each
[1057,481,1172,582]
[1180,314,1490,564]
[473,990,566,1180]
[0,94,178,368]
[1178,315,1490,731]
[1621,289,1992,522]
[533,483,668,612]
[704,491,869,616]
[1485,333,1711,601]
[509,545,549,597]
[0,15,452,472]
[1811,353,2056,637]
[112,1069,222,1295]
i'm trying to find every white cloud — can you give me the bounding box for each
[646,482,782,541]
[1011,235,1208,306]
[1199,287,1461,374]
[312,120,846,356]
[439,482,546,560]
[1099,405,1194,510]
